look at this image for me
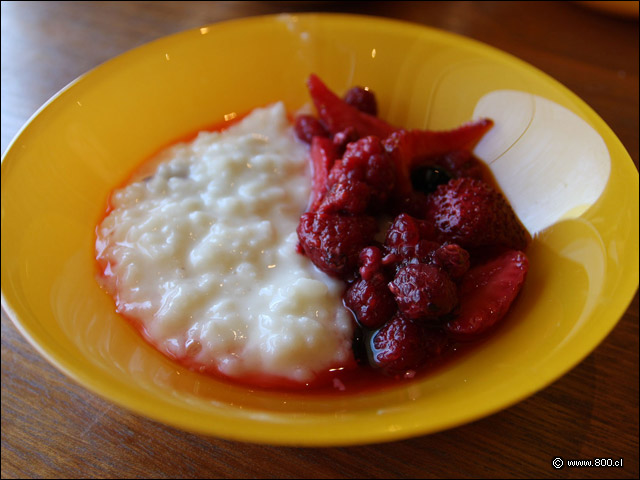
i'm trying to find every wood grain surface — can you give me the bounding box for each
[1,1,638,478]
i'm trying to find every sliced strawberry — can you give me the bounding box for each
[383,119,493,204]
[383,136,414,203]
[383,118,493,170]
[308,136,338,212]
[446,249,529,340]
[307,74,396,138]
[424,177,530,250]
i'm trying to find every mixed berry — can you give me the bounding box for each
[296,74,530,378]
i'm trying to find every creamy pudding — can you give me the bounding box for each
[96,103,355,386]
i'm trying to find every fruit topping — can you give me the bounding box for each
[432,243,471,280]
[351,325,369,367]
[296,212,378,280]
[295,75,530,381]
[343,86,378,116]
[320,136,396,213]
[425,177,530,250]
[318,179,372,215]
[294,114,329,144]
[389,263,458,320]
[308,136,338,213]
[430,149,491,182]
[410,165,452,194]
[332,126,360,152]
[446,249,529,339]
[371,315,449,374]
[307,74,396,138]
[382,213,436,266]
[358,246,384,281]
[383,119,494,170]
[345,273,397,329]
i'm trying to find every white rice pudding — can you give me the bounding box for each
[96,103,354,384]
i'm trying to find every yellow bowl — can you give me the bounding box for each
[2,13,638,446]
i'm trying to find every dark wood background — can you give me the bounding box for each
[2,2,638,478]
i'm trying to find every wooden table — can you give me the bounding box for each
[2,1,638,478]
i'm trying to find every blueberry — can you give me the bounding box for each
[351,325,370,367]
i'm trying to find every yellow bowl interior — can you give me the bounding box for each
[2,13,638,446]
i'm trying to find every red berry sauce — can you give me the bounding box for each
[294,75,531,391]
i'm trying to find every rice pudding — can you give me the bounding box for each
[96,103,355,385]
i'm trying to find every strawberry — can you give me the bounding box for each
[383,119,494,170]
[296,212,378,280]
[383,120,493,202]
[307,74,396,138]
[446,249,529,339]
[424,177,530,250]
[307,136,338,212]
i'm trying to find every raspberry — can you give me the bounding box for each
[297,212,378,280]
[388,264,458,320]
[371,315,449,374]
[327,136,396,211]
[344,273,396,329]
[433,243,470,280]
[358,246,384,281]
[318,179,371,215]
[330,136,386,183]
[412,240,440,264]
[365,152,396,209]
[384,213,422,251]
[343,86,378,116]
[425,178,530,250]
[294,114,328,144]
[383,213,436,266]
